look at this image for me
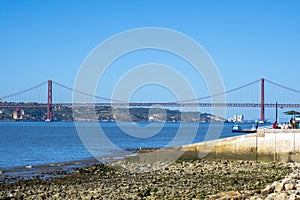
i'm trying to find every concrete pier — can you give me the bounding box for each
[181,129,300,162]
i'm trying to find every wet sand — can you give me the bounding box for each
[0,159,293,199]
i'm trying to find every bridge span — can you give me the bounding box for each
[1,102,300,108]
[1,78,300,121]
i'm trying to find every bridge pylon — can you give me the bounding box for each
[260,78,265,122]
[47,80,52,121]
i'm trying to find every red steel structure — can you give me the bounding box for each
[2,78,300,122]
[47,80,52,121]
[260,78,265,122]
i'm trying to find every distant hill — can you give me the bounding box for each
[0,103,225,122]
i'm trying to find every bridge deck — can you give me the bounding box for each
[1,102,300,108]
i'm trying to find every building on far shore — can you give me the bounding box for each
[12,108,24,121]
[227,114,244,123]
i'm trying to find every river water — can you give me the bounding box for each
[0,121,260,170]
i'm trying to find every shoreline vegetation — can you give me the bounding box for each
[0,104,226,122]
[0,156,297,199]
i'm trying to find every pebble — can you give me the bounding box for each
[0,160,294,199]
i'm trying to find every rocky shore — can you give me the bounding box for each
[0,159,296,199]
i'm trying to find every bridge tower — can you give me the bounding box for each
[260,78,265,122]
[47,80,52,121]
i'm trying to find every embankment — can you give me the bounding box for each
[136,129,300,163]
[182,128,300,162]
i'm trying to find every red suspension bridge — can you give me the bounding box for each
[1,78,300,121]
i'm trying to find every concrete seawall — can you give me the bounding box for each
[181,129,300,162]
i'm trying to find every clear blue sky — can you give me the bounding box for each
[1,0,300,121]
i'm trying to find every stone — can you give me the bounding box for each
[290,173,300,179]
[261,185,273,196]
[284,183,295,191]
[248,197,259,200]
[274,193,288,200]
[294,195,300,200]
[0,159,294,199]
[211,191,241,199]
[273,181,284,193]
[295,183,300,191]
[289,194,297,200]
[265,193,277,200]
[282,178,291,185]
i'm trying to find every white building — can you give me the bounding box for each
[228,114,244,123]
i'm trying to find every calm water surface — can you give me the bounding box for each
[0,122,259,170]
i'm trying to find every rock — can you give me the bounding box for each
[289,173,300,179]
[210,191,241,199]
[265,193,277,200]
[282,178,291,185]
[293,195,300,200]
[295,183,300,191]
[273,181,284,193]
[0,160,294,199]
[274,193,288,200]
[248,197,260,200]
[288,194,297,200]
[261,185,273,196]
[284,183,295,191]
